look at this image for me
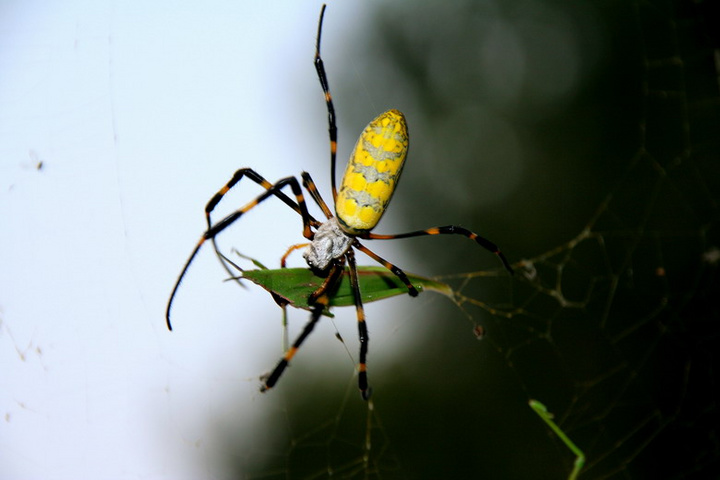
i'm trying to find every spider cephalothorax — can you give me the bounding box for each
[303,217,353,271]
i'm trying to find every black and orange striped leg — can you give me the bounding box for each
[260,299,326,394]
[206,175,315,251]
[280,243,311,268]
[204,168,303,224]
[364,226,514,275]
[345,249,372,399]
[260,261,344,394]
[166,175,316,330]
[307,256,346,305]
[353,241,420,297]
[301,171,334,219]
[314,4,339,202]
[203,168,310,287]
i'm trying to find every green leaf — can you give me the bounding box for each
[240,266,453,316]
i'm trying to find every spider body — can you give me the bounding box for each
[305,109,408,269]
[166,5,513,400]
[336,109,408,234]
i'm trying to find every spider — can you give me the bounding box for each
[166,4,513,400]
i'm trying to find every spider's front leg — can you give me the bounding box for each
[166,175,315,330]
[260,261,344,394]
[204,168,311,283]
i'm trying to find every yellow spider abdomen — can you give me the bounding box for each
[335,109,409,234]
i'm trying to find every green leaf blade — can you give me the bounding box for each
[241,266,453,314]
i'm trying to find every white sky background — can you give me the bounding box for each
[0,1,428,478]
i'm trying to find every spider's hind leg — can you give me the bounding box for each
[364,226,514,275]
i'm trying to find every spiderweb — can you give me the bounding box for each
[206,0,720,478]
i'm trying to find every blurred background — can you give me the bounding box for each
[1,0,718,478]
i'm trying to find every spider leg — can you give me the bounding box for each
[208,175,316,249]
[275,241,314,352]
[353,241,420,297]
[166,175,315,330]
[345,249,372,400]
[306,256,347,305]
[314,5,339,202]
[260,260,344,393]
[204,168,318,288]
[280,243,311,268]
[205,168,307,223]
[301,171,334,219]
[362,226,514,275]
